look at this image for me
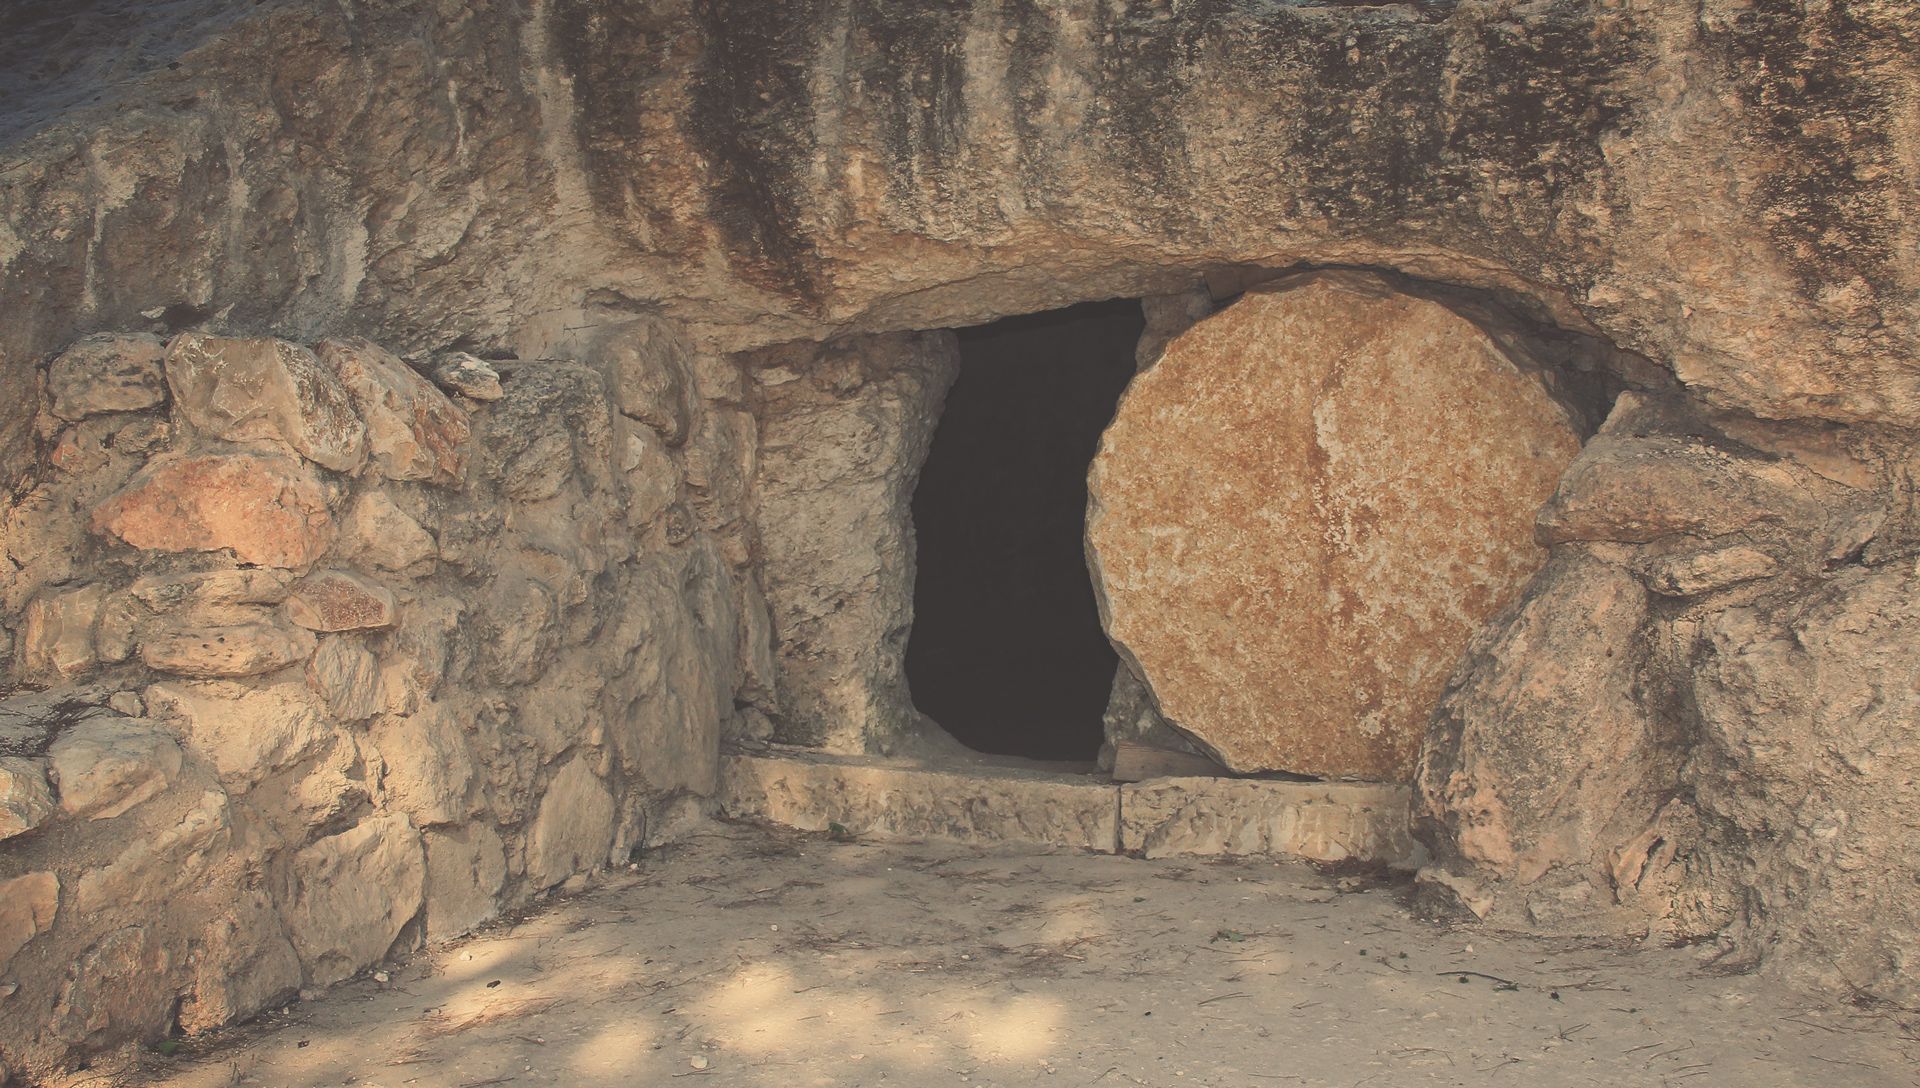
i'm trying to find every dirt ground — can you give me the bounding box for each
[77,823,1919,1088]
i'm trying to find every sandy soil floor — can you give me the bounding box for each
[80,823,1919,1088]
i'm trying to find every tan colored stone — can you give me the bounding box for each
[524,756,615,890]
[0,872,59,974]
[1536,435,1809,545]
[285,570,396,632]
[129,568,294,615]
[317,337,470,485]
[13,584,106,685]
[369,704,474,826]
[139,622,316,678]
[1120,778,1423,866]
[1637,546,1780,597]
[422,824,507,941]
[146,678,333,789]
[593,318,694,446]
[47,334,167,420]
[1087,273,1582,780]
[284,813,425,987]
[337,491,437,573]
[717,752,1119,853]
[164,334,367,472]
[46,714,182,820]
[70,789,232,915]
[0,757,56,842]
[91,452,335,568]
[306,636,382,721]
[176,903,302,1033]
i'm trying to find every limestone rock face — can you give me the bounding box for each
[0,872,58,974]
[523,757,615,891]
[164,335,367,473]
[46,715,182,822]
[286,571,398,632]
[91,452,335,568]
[284,814,426,987]
[139,622,316,678]
[47,335,167,421]
[0,758,55,842]
[1088,274,1582,779]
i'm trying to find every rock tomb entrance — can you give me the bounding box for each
[842,269,1623,786]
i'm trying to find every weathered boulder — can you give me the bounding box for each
[369,705,475,826]
[46,714,182,821]
[284,813,425,987]
[176,902,303,1033]
[91,452,335,568]
[1537,435,1813,545]
[1088,273,1583,779]
[48,926,176,1047]
[285,570,397,632]
[46,334,167,420]
[0,872,58,975]
[146,678,334,789]
[0,758,56,841]
[164,335,367,472]
[317,337,470,485]
[1414,552,1668,929]
[139,622,316,678]
[1635,545,1780,598]
[422,824,507,941]
[128,568,294,619]
[523,756,614,890]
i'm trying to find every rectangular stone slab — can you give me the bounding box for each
[718,751,1121,852]
[1120,777,1425,869]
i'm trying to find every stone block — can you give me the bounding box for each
[129,568,294,618]
[423,824,507,941]
[306,636,382,721]
[1087,272,1581,779]
[1120,777,1424,867]
[317,337,470,485]
[369,704,475,826]
[285,570,397,632]
[14,584,106,685]
[1636,545,1780,597]
[0,757,56,842]
[524,756,615,890]
[47,334,167,420]
[145,678,332,789]
[91,452,335,568]
[337,491,437,573]
[139,621,316,678]
[0,872,58,975]
[284,813,425,987]
[431,352,503,402]
[717,751,1120,853]
[164,334,366,472]
[46,714,181,821]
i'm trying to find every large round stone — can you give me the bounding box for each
[1087,272,1582,780]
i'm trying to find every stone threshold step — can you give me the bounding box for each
[717,751,1427,869]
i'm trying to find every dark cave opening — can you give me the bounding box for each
[905,299,1145,762]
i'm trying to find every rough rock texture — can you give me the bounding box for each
[1090,273,1583,779]
[0,0,1917,1076]
[0,324,754,1080]
[749,332,959,752]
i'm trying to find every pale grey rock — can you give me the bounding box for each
[164,335,367,473]
[305,636,383,722]
[47,714,182,821]
[0,758,56,842]
[524,756,615,891]
[423,824,507,941]
[128,568,294,618]
[70,790,232,916]
[284,814,425,987]
[145,679,333,789]
[431,353,503,402]
[47,334,167,421]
